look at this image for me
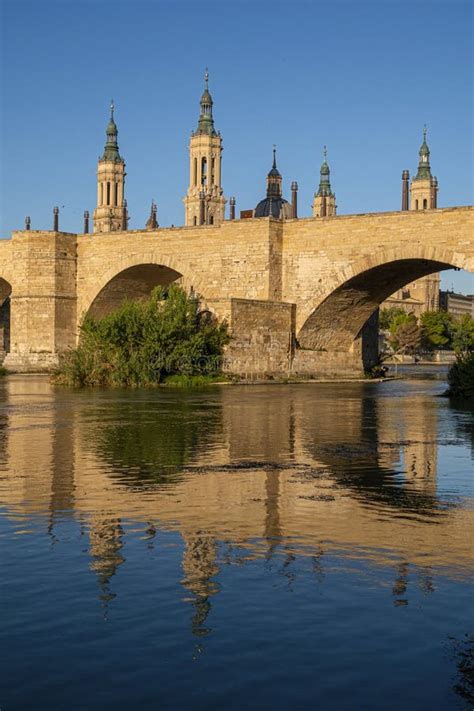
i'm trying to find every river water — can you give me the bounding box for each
[0,371,473,710]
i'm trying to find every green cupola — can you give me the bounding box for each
[101,100,123,163]
[316,147,334,197]
[413,125,432,181]
[196,69,217,136]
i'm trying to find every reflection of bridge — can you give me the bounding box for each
[1,376,471,624]
[0,205,473,375]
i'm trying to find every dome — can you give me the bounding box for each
[106,118,117,134]
[267,164,281,178]
[200,88,213,105]
[254,197,292,219]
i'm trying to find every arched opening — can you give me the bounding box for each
[298,257,457,352]
[0,278,12,358]
[201,157,207,187]
[86,264,182,321]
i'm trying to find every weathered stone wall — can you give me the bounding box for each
[224,298,295,377]
[76,219,277,324]
[281,207,474,334]
[3,231,77,371]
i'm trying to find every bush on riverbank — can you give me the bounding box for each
[54,285,229,387]
[446,351,474,400]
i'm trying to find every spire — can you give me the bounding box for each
[414,124,432,181]
[266,145,282,197]
[316,146,333,197]
[196,69,216,136]
[146,200,158,229]
[101,100,122,162]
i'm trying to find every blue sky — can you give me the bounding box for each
[1,0,472,292]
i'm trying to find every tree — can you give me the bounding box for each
[379,307,407,331]
[56,285,230,387]
[388,313,422,355]
[447,351,474,399]
[451,314,474,354]
[420,310,454,351]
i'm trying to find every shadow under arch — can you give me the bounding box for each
[298,256,459,350]
[85,263,183,320]
[0,277,12,354]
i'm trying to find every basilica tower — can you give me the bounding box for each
[183,71,226,226]
[384,129,440,314]
[93,102,127,233]
[410,127,438,211]
[312,148,336,217]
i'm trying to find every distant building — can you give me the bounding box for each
[439,291,474,319]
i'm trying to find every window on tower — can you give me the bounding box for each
[201,157,207,186]
[194,158,198,186]
[107,182,110,206]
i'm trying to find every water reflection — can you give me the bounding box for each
[0,376,472,623]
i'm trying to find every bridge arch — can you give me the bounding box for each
[79,253,209,322]
[0,277,12,355]
[297,244,471,351]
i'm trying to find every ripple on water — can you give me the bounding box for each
[0,374,473,710]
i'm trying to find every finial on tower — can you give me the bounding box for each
[204,68,209,88]
[110,99,115,120]
[272,145,277,168]
[423,124,427,142]
[323,145,327,161]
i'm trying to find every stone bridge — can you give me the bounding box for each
[0,205,473,375]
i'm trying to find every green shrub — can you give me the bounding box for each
[55,285,229,387]
[452,314,474,354]
[420,311,455,351]
[446,351,474,399]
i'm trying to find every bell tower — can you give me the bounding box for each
[385,128,440,314]
[93,101,127,233]
[410,126,438,211]
[183,71,226,226]
[312,147,336,217]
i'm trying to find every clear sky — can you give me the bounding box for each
[1,0,472,292]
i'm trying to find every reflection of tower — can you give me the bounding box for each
[312,147,336,217]
[48,401,76,536]
[183,71,226,226]
[264,470,282,560]
[377,393,438,495]
[88,515,125,606]
[93,102,128,233]
[181,532,219,636]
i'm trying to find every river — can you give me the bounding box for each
[0,370,473,710]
